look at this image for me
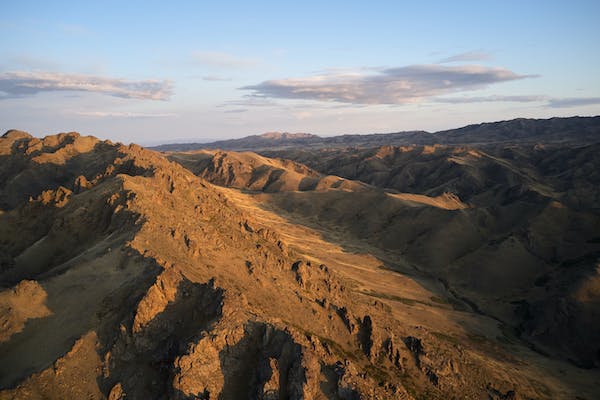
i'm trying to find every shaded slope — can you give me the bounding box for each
[263,144,557,207]
[254,189,600,367]
[256,144,600,368]
[265,143,600,210]
[167,143,600,369]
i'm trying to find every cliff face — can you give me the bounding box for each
[0,131,597,399]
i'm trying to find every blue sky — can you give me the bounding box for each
[1,1,599,144]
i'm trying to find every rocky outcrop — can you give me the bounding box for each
[0,280,51,343]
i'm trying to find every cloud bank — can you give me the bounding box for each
[242,64,534,105]
[0,71,173,100]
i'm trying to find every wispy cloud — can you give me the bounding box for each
[435,94,600,109]
[223,108,248,113]
[437,51,492,64]
[202,75,232,81]
[434,95,546,103]
[242,64,535,105]
[547,97,600,108]
[218,97,278,108]
[191,51,260,68]
[74,111,177,118]
[0,71,173,100]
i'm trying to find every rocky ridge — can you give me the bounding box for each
[0,130,597,399]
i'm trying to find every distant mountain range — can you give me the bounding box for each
[151,116,600,152]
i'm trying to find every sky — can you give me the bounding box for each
[1,1,599,144]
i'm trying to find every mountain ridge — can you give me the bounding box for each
[150,116,600,152]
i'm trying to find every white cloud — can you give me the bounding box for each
[242,64,535,105]
[74,111,177,118]
[218,97,278,108]
[434,95,546,103]
[0,71,173,100]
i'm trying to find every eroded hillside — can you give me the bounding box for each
[0,131,598,399]
[254,144,600,368]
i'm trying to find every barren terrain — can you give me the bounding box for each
[1,122,599,399]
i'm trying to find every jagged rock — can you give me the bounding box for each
[404,336,425,365]
[0,280,51,343]
[108,383,125,400]
[259,358,280,399]
[358,315,373,358]
[291,260,310,288]
[73,175,91,193]
[335,362,362,400]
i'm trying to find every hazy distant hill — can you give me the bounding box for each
[152,116,600,152]
[154,131,322,152]
[433,116,600,145]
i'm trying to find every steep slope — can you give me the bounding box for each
[0,131,486,399]
[167,150,369,193]
[257,144,600,368]
[169,144,600,370]
[262,145,522,204]
[220,186,600,398]
[254,188,600,367]
[167,150,468,214]
[167,145,600,369]
[264,143,600,208]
